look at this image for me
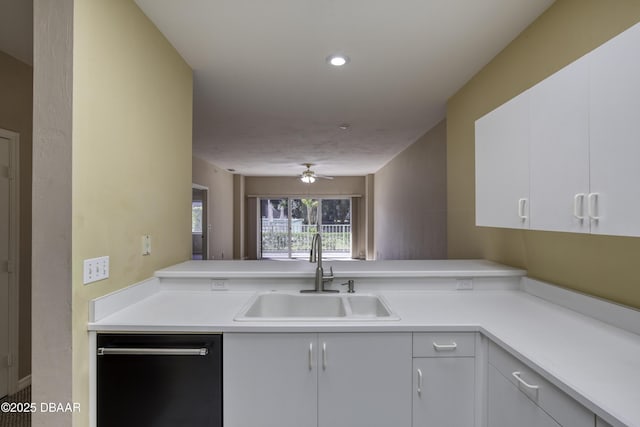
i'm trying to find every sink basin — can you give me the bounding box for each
[347,295,395,318]
[234,292,399,321]
[241,293,347,318]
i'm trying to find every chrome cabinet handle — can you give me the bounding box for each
[309,343,313,370]
[432,342,457,351]
[518,198,528,220]
[322,342,327,370]
[512,371,539,390]
[97,347,208,356]
[573,193,585,220]
[417,369,423,396]
[588,193,600,221]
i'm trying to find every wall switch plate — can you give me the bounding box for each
[456,279,473,290]
[83,256,109,285]
[142,235,151,256]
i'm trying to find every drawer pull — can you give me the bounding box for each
[512,371,539,390]
[432,342,457,351]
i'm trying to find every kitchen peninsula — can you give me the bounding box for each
[89,260,640,427]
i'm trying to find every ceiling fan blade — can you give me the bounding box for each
[299,163,332,181]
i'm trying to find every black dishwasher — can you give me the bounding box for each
[97,334,222,427]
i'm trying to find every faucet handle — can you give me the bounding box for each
[323,266,334,280]
[340,279,355,293]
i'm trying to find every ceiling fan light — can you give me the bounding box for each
[301,175,316,184]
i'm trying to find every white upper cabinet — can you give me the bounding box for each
[475,22,640,237]
[589,22,640,237]
[475,91,530,229]
[529,58,590,233]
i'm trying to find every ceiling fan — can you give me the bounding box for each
[300,163,334,183]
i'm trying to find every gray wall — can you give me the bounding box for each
[32,0,73,425]
[374,120,447,260]
[192,156,234,260]
[0,50,32,380]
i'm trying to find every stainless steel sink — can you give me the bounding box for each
[234,292,399,321]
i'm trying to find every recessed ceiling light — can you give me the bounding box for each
[327,54,349,67]
[338,123,350,130]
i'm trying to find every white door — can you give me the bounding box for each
[529,58,590,233]
[413,357,475,427]
[223,333,317,427]
[487,365,560,427]
[317,333,412,427]
[0,136,10,398]
[589,23,640,236]
[475,91,531,229]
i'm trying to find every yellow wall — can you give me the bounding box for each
[447,0,640,308]
[72,1,193,424]
[245,176,366,197]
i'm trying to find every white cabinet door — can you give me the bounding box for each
[317,333,412,427]
[413,357,475,427]
[476,91,530,229]
[487,365,560,427]
[224,333,318,427]
[529,58,590,233]
[589,23,640,237]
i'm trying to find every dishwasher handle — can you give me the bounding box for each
[97,347,208,356]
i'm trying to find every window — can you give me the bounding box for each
[259,197,351,259]
[192,200,203,233]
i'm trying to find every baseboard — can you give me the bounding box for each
[17,375,31,391]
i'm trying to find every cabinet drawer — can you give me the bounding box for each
[413,332,475,357]
[488,342,593,427]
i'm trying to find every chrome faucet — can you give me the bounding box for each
[301,232,337,293]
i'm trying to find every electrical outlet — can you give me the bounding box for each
[83,256,109,285]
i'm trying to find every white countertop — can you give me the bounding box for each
[90,261,640,427]
[155,259,526,278]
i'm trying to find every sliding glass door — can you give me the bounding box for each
[260,197,351,259]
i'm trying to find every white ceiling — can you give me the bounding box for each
[135,0,554,177]
[2,0,555,177]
